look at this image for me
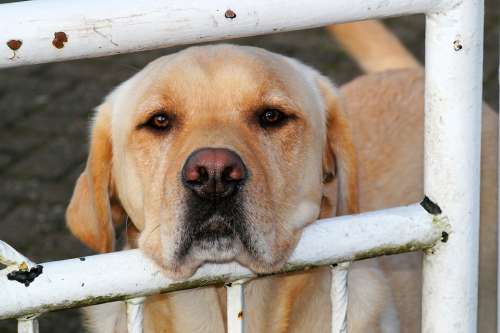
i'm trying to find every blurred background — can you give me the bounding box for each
[0,0,498,331]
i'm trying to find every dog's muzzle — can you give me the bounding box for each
[176,148,254,260]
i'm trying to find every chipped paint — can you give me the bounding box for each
[420,196,442,215]
[6,39,22,51]
[7,265,43,287]
[52,32,68,49]
[453,39,463,51]
[224,9,237,19]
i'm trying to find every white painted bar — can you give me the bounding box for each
[17,317,39,333]
[330,263,349,333]
[0,0,446,68]
[422,0,484,331]
[226,280,247,333]
[126,297,146,333]
[0,240,35,268]
[0,204,443,320]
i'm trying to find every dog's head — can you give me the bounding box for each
[66,45,358,278]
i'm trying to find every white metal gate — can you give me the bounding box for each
[0,0,485,332]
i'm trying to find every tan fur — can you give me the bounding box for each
[316,76,359,215]
[66,104,125,253]
[327,21,420,73]
[67,21,497,333]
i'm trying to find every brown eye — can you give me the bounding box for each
[144,113,172,131]
[259,108,287,128]
[153,114,168,127]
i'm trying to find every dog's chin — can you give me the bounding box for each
[153,211,300,279]
[235,249,290,275]
[191,237,240,261]
[157,249,290,280]
[154,235,294,280]
[160,241,240,280]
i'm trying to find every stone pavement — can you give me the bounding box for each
[0,11,497,333]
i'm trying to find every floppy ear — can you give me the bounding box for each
[316,75,359,216]
[66,102,125,253]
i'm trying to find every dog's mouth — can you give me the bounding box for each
[175,192,255,263]
[193,215,235,242]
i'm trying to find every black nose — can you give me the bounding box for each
[181,148,247,198]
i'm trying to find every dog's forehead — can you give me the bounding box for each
[128,45,316,112]
[109,45,327,144]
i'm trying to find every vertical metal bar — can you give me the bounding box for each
[226,279,247,333]
[330,263,349,333]
[17,317,39,333]
[126,297,146,333]
[422,0,484,332]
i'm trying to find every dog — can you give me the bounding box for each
[66,21,498,332]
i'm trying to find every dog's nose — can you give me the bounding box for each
[182,148,247,198]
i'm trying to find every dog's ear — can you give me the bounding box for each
[66,102,125,253]
[316,75,359,216]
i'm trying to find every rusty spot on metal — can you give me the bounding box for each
[225,9,237,19]
[7,39,22,51]
[52,32,68,49]
[237,311,243,319]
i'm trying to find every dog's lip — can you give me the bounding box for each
[194,216,235,239]
[200,220,232,233]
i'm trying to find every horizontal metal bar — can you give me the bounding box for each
[0,0,448,68]
[0,203,445,320]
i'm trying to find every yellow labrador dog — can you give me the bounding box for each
[66,21,498,332]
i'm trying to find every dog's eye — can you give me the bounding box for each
[145,114,172,131]
[258,109,287,128]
